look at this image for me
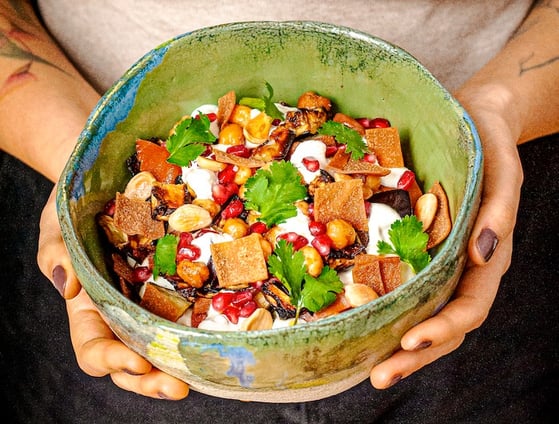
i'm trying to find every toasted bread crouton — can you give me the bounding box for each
[113,192,165,240]
[140,283,191,322]
[210,233,269,288]
[313,179,368,231]
[352,254,402,295]
[364,127,404,167]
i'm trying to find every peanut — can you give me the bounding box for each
[240,307,274,331]
[344,284,379,307]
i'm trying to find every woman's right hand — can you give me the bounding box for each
[38,186,190,400]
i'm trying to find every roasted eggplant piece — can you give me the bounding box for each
[262,279,297,319]
[369,189,412,217]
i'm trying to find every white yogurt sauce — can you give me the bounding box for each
[366,203,402,255]
[289,138,328,184]
[182,164,217,200]
[191,104,220,137]
[380,167,408,189]
[191,231,233,265]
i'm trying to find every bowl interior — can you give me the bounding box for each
[57,21,481,400]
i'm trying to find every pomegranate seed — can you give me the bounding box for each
[307,202,315,217]
[277,232,300,243]
[249,221,268,234]
[397,170,416,190]
[226,145,251,158]
[364,201,372,217]
[370,117,391,128]
[176,244,201,262]
[104,198,116,216]
[212,292,235,312]
[212,182,238,205]
[325,145,338,157]
[363,152,378,164]
[206,112,217,122]
[232,289,254,306]
[218,164,237,184]
[178,232,194,248]
[312,234,333,256]
[250,280,264,290]
[302,156,320,172]
[272,118,281,126]
[308,220,327,236]
[223,305,240,324]
[221,198,244,219]
[294,235,309,250]
[131,266,151,284]
[239,300,258,318]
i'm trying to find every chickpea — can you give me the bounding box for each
[176,260,209,288]
[364,174,381,192]
[222,217,249,239]
[229,104,252,127]
[300,245,324,277]
[265,225,283,246]
[326,218,356,250]
[234,166,253,185]
[219,123,245,146]
[193,198,221,218]
[295,200,310,216]
[256,234,273,259]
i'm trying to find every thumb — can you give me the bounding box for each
[37,185,81,299]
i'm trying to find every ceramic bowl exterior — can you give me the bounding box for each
[57,21,482,403]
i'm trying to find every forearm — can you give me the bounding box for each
[457,0,559,144]
[0,1,100,182]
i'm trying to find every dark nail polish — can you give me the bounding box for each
[477,228,498,262]
[387,374,402,388]
[412,340,432,351]
[52,265,67,297]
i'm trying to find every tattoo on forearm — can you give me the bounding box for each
[0,9,67,100]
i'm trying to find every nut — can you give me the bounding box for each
[326,218,357,250]
[240,307,274,331]
[300,245,324,277]
[343,283,379,307]
[415,192,438,231]
[196,155,227,172]
[168,204,212,232]
[124,171,156,200]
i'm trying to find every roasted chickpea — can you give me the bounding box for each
[234,166,253,185]
[300,245,324,277]
[265,225,283,246]
[176,260,209,288]
[295,200,310,216]
[219,123,245,146]
[256,234,273,259]
[229,104,252,127]
[326,218,356,250]
[222,217,249,239]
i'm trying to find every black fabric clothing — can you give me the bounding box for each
[1,134,557,423]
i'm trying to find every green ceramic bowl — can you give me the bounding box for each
[57,21,482,402]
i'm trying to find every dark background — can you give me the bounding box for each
[1,134,557,423]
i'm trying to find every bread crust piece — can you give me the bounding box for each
[210,233,269,288]
[352,254,402,295]
[364,127,404,167]
[313,178,369,231]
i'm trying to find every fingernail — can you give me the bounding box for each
[123,368,143,376]
[387,374,402,388]
[52,265,67,296]
[412,340,432,351]
[476,228,498,262]
[158,391,174,400]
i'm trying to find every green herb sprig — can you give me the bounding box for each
[165,114,217,166]
[318,121,367,160]
[239,81,283,120]
[243,160,307,227]
[376,215,431,273]
[153,234,178,277]
[268,239,344,322]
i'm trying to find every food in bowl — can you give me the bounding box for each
[97,86,452,331]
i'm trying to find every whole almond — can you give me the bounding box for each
[415,192,438,231]
[240,307,274,331]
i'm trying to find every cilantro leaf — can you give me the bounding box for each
[268,240,343,322]
[166,114,216,166]
[153,234,178,277]
[377,215,431,273]
[301,267,344,313]
[243,160,307,226]
[318,120,367,160]
[239,81,283,120]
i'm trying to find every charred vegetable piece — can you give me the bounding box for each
[136,139,182,183]
[369,189,412,217]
